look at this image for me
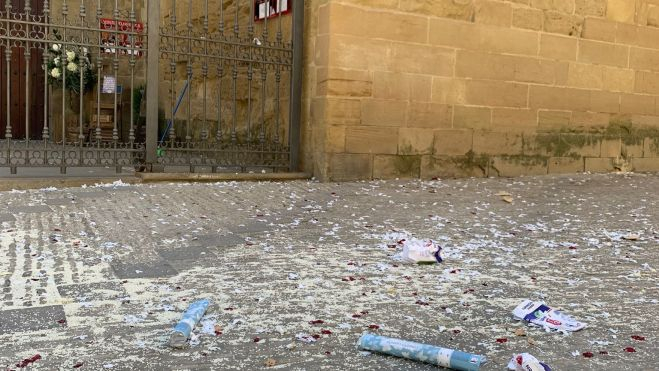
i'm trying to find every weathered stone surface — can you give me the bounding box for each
[372,155,422,179]
[606,0,636,23]
[0,306,66,335]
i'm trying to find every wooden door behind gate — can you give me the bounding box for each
[0,0,45,140]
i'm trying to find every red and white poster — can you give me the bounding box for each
[254,0,291,21]
[100,18,144,56]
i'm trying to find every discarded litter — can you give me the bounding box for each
[495,191,514,203]
[169,299,211,348]
[507,353,551,371]
[296,333,317,343]
[400,239,443,264]
[357,333,486,371]
[513,300,586,332]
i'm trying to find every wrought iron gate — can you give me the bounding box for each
[0,0,303,174]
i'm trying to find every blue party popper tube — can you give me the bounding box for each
[169,299,210,348]
[357,333,486,371]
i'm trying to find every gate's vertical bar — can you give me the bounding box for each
[112,0,119,144]
[289,0,304,172]
[4,1,13,173]
[24,2,31,144]
[168,0,176,144]
[95,0,102,145]
[42,1,50,143]
[246,0,254,155]
[275,1,283,149]
[145,0,161,170]
[201,0,209,169]
[259,1,267,158]
[128,0,136,144]
[61,0,68,174]
[23,1,32,172]
[185,0,192,171]
[215,0,225,154]
[79,0,86,156]
[231,0,238,146]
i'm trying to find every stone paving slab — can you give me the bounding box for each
[0,174,657,370]
[43,198,77,206]
[190,234,247,248]
[110,258,179,279]
[57,282,127,302]
[11,205,53,214]
[0,213,15,222]
[0,306,66,335]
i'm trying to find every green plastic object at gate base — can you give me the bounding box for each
[357,333,486,371]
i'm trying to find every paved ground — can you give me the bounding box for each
[0,173,657,370]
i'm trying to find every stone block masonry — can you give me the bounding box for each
[308,0,659,181]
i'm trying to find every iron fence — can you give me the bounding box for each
[0,0,303,174]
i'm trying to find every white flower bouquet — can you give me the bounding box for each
[47,42,96,94]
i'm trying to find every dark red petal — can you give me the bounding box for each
[73,362,84,368]
[16,354,41,368]
[624,347,636,353]
[312,334,321,339]
[321,330,332,335]
[253,337,261,343]
[599,351,608,355]
[309,320,324,325]
[452,329,461,334]
[631,335,646,341]
[582,352,594,358]
[368,324,380,330]
[496,338,508,343]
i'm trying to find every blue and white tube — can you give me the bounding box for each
[357,333,486,371]
[169,299,210,348]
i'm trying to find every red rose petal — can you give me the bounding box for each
[452,329,461,334]
[321,329,332,335]
[253,337,261,343]
[624,347,636,353]
[599,351,608,355]
[309,320,324,325]
[582,352,594,358]
[496,338,508,343]
[631,335,646,341]
[368,324,380,330]
[311,334,321,340]
[352,314,362,318]
[16,354,41,368]
[73,362,84,368]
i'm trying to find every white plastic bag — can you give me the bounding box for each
[507,353,551,371]
[401,239,442,264]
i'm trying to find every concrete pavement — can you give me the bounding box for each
[0,174,657,370]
